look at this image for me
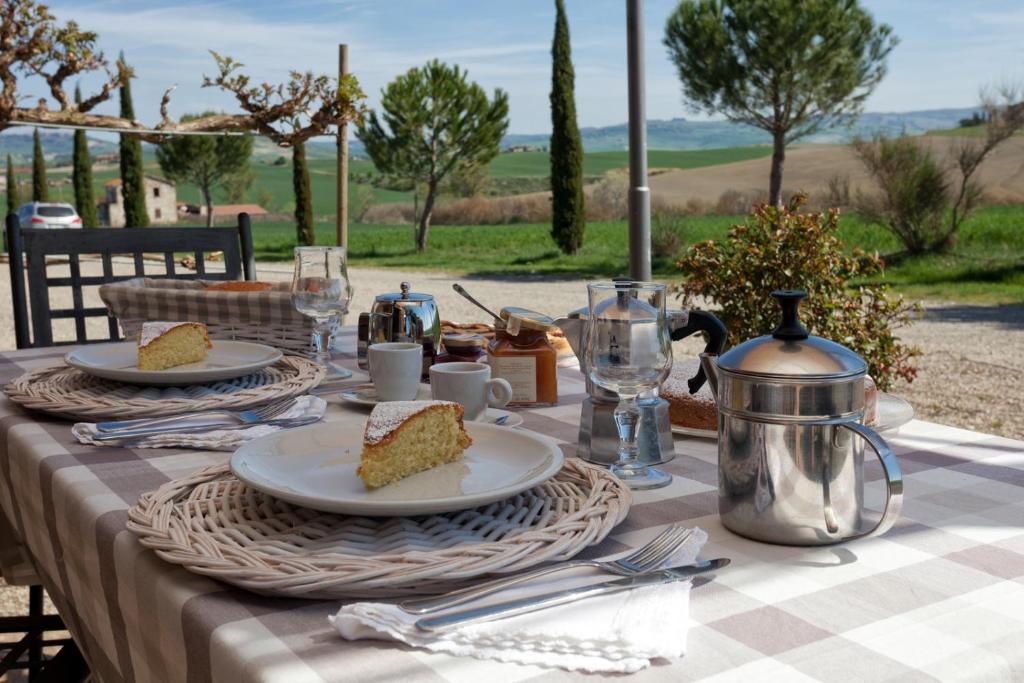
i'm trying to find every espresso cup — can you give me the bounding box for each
[429,362,513,421]
[368,342,423,401]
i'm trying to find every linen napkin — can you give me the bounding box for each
[72,395,326,450]
[330,527,707,674]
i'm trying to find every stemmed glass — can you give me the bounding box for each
[586,281,674,489]
[291,246,353,379]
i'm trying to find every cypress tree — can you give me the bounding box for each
[118,54,148,227]
[32,128,48,202]
[5,154,19,216]
[549,0,585,255]
[292,141,314,245]
[73,86,99,227]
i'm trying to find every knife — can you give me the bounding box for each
[414,557,729,632]
[90,415,321,442]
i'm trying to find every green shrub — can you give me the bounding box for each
[651,211,684,260]
[674,196,921,390]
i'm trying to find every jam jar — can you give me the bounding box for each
[487,307,558,407]
[437,333,487,364]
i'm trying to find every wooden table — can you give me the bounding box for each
[1,336,1023,682]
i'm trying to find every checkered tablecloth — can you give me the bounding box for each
[1,333,1022,682]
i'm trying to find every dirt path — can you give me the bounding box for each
[0,260,1020,439]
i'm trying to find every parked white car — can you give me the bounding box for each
[15,202,83,229]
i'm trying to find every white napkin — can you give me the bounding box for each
[72,395,326,450]
[330,527,707,674]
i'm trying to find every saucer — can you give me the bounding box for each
[477,408,523,428]
[339,383,431,406]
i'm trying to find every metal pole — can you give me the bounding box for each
[626,0,651,281]
[337,44,350,249]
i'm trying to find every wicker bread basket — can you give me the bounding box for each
[100,277,341,354]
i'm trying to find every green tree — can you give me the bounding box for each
[222,167,254,204]
[358,60,509,252]
[5,153,19,216]
[292,141,314,245]
[31,128,47,202]
[549,0,586,254]
[72,86,99,227]
[117,54,148,226]
[663,0,897,206]
[155,112,254,227]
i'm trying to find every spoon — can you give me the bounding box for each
[452,283,502,321]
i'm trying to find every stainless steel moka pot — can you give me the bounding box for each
[699,290,904,546]
[357,282,441,378]
[554,299,726,467]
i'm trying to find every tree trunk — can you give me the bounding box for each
[769,130,786,207]
[202,186,214,228]
[417,181,437,253]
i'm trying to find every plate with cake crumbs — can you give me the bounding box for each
[65,340,282,386]
[230,408,564,516]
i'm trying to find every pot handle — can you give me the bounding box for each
[828,421,904,541]
[671,310,727,394]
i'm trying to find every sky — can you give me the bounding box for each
[21,0,1024,137]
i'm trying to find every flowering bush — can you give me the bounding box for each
[674,196,921,390]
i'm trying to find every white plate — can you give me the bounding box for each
[65,340,282,386]
[339,383,432,406]
[671,424,717,439]
[481,408,524,428]
[875,392,915,433]
[230,418,565,516]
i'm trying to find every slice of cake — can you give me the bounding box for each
[357,400,473,489]
[661,358,718,431]
[137,322,212,371]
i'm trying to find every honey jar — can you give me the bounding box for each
[487,307,558,407]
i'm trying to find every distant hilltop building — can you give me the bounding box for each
[505,144,541,153]
[99,175,177,227]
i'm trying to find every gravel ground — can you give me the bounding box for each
[0,258,1020,645]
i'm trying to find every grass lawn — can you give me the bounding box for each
[248,204,1024,304]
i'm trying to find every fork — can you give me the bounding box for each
[92,413,323,444]
[95,398,297,433]
[398,525,693,614]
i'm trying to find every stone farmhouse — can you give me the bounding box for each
[98,175,177,227]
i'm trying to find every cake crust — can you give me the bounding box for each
[661,358,718,431]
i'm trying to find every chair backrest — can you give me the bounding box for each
[5,213,257,349]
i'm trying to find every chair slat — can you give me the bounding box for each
[67,253,87,343]
[164,252,176,277]
[194,251,206,276]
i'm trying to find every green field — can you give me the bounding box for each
[242,204,1024,304]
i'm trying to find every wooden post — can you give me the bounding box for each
[337,44,350,249]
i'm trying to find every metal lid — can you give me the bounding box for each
[375,281,434,304]
[499,307,554,334]
[717,290,867,380]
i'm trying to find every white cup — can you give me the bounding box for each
[368,342,423,401]
[429,362,514,421]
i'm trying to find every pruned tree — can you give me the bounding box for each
[31,127,47,201]
[550,0,585,255]
[156,111,254,227]
[358,60,509,252]
[0,0,364,147]
[5,153,18,215]
[663,0,897,206]
[118,55,147,227]
[292,141,314,245]
[72,86,98,226]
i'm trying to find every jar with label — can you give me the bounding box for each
[487,307,558,407]
[437,333,487,364]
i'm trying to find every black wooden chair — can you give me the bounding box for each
[6,212,257,348]
[1,213,257,680]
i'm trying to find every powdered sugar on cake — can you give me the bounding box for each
[364,400,459,445]
[139,321,197,348]
[661,358,714,404]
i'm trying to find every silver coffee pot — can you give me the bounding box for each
[554,301,726,466]
[699,290,904,546]
[357,281,441,378]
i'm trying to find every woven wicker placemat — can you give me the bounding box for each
[126,458,631,599]
[3,356,324,421]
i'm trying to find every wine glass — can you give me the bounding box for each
[586,281,673,489]
[291,246,353,379]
